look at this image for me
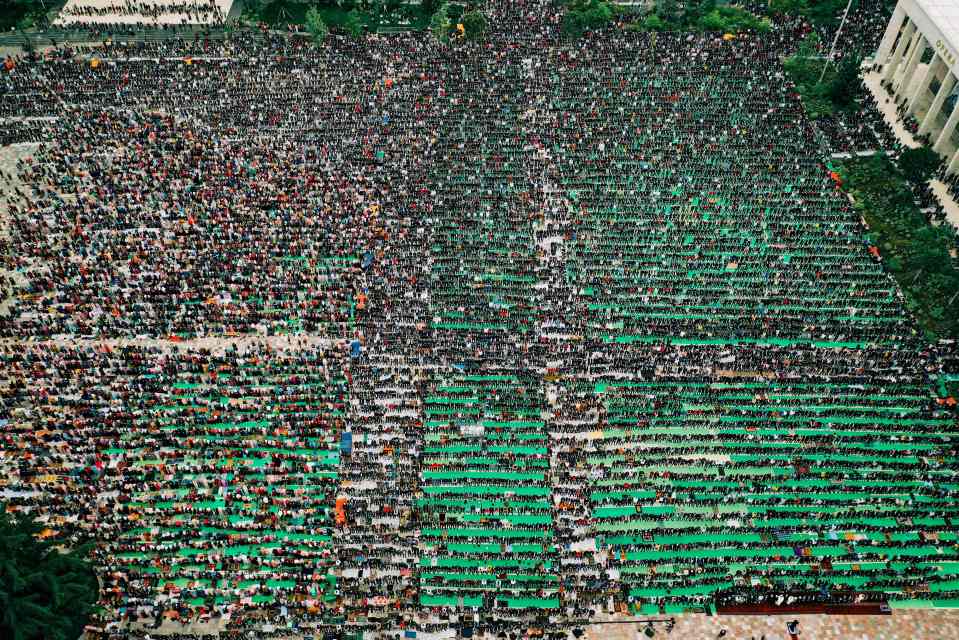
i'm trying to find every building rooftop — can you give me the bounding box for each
[916,0,959,61]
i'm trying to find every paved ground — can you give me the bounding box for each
[0,143,40,316]
[862,69,959,229]
[100,609,959,639]
[862,70,920,149]
[930,178,959,230]
[585,610,959,640]
[53,0,235,26]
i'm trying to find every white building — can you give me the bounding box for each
[876,0,959,173]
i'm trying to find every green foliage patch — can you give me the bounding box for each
[839,154,959,340]
[0,508,99,640]
[898,146,943,184]
[770,0,897,30]
[461,10,488,42]
[305,7,329,44]
[630,0,770,33]
[0,0,48,30]
[561,0,615,39]
[783,33,861,119]
[249,0,430,34]
[430,1,451,42]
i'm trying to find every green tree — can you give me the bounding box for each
[911,227,952,274]
[242,0,269,21]
[344,8,364,38]
[839,153,959,339]
[807,0,849,28]
[697,0,716,13]
[305,7,329,45]
[582,0,613,28]
[430,1,450,43]
[0,508,99,640]
[706,6,770,32]
[797,31,821,58]
[783,32,837,117]
[561,10,589,39]
[360,0,402,25]
[656,0,680,23]
[769,0,810,15]
[826,54,862,110]
[699,9,727,31]
[0,0,46,30]
[642,13,665,31]
[461,10,488,41]
[898,146,942,184]
[563,0,614,38]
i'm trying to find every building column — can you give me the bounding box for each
[877,3,907,63]
[883,20,916,84]
[948,146,959,175]
[919,70,956,136]
[934,101,959,154]
[895,33,926,97]
[908,55,942,117]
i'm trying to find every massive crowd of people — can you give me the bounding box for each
[1,0,958,638]
[54,0,228,28]
[809,0,900,154]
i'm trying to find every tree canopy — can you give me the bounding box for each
[898,146,942,185]
[561,0,615,40]
[783,33,863,118]
[343,8,364,38]
[461,10,488,42]
[429,2,453,43]
[305,7,329,45]
[826,53,863,111]
[769,0,810,15]
[630,0,769,34]
[840,154,959,339]
[0,508,99,640]
[770,0,862,28]
[0,0,47,30]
